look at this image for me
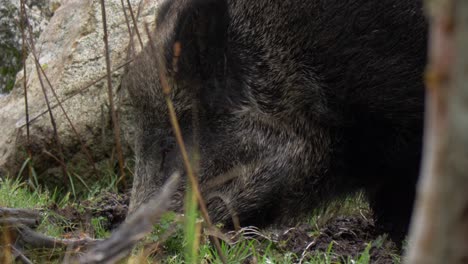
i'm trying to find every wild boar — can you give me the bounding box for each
[123,0,427,242]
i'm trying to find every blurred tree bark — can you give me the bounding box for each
[406,0,468,263]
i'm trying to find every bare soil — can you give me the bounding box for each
[49,192,129,235]
[277,216,399,263]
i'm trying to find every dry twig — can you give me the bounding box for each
[99,0,126,185]
[78,172,180,264]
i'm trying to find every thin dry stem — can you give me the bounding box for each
[19,0,36,190]
[25,43,99,176]
[18,60,132,129]
[99,0,126,185]
[79,172,180,264]
[16,225,98,249]
[11,245,33,264]
[143,22,227,263]
[24,11,68,184]
[120,0,135,55]
[126,0,144,49]
[19,0,29,144]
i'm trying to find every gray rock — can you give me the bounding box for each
[0,0,160,182]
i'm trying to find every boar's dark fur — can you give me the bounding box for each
[123,0,427,242]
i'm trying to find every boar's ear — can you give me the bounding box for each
[156,0,228,80]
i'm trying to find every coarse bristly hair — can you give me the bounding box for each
[122,0,427,243]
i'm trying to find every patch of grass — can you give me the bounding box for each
[301,241,375,264]
[303,241,337,264]
[28,159,133,204]
[64,159,133,201]
[158,237,278,263]
[153,212,186,254]
[353,242,372,264]
[184,186,201,263]
[91,216,111,238]
[1,160,395,263]
[309,191,370,233]
[209,239,255,263]
[36,219,65,238]
[0,177,50,208]
[131,211,284,263]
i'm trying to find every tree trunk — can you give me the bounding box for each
[406,0,468,263]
